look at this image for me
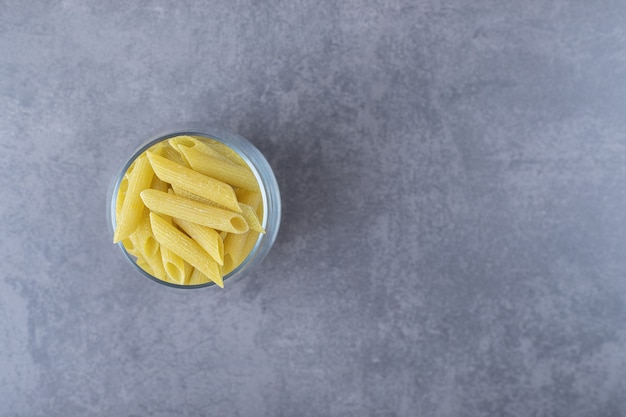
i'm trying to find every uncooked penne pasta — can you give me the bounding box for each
[146,210,189,284]
[201,138,249,167]
[121,237,139,258]
[188,267,218,285]
[114,154,154,243]
[128,233,168,281]
[171,183,211,204]
[114,133,269,288]
[150,140,187,166]
[235,189,263,218]
[132,212,159,258]
[146,151,241,213]
[178,144,259,191]
[223,188,265,273]
[239,203,265,234]
[116,160,137,219]
[115,176,129,220]
[149,212,223,288]
[170,184,226,208]
[173,217,224,265]
[140,189,248,234]
[169,136,230,163]
[150,175,169,193]
[160,246,191,285]
[223,232,252,275]
[240,231,261,265]
[162,145,188,167]
[222,235,244,274]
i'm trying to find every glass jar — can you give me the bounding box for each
[107,125,281,288]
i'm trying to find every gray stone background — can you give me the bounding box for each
[1,1,626,416]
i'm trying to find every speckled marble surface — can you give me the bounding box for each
[2,1,626,416]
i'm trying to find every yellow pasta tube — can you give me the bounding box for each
[235,189,264,218]
[177,144,259,191]
[115,166,138,219]
[140,189,249,234]
[169,136,230,163]
[160,247,192,285]
[151,249,169,281]
[222,238,243,274]
[121,237,139,257]
[114,154,154,243]
[150,175,169,193]
[222,188,264,273]
[223,232,249,275]
[201,138,249,167]
[188,267,222,285]
[145,210,189,284]
[239,203,265,234]
[170,184,207,204]
[149,140,188,166]
[128,233,168,281]
[149,212,223,288]
[131,212,159,258]
[115,176,129,220]
[170,184,229,209]
[161,145,188,167]
[146,151,241,213]
[241,231,261,262]
[173,217,224,265]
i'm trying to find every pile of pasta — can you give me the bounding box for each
[113,135,265,288]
